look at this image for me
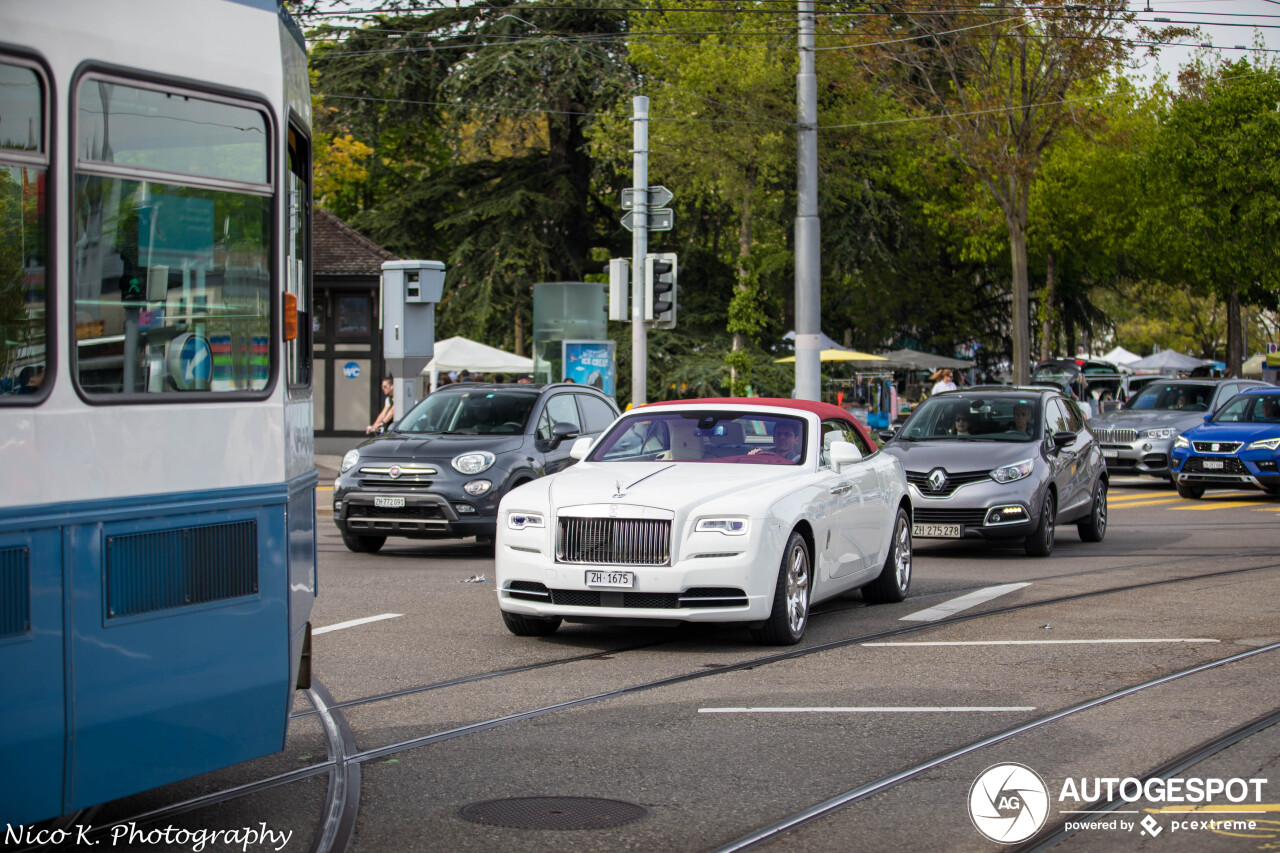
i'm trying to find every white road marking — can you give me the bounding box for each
[699,706,1035,714]
[313,613,403,635]
[898,583,1030,622]
[865,638,1220,646]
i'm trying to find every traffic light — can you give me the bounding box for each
[608,258,630,321]
[644,252,677,329]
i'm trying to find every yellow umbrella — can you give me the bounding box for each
[775,349,887,363]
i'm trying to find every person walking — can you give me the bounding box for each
[367,376,395,434]
[930,369,957,396]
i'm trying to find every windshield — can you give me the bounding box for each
[397,390,537,435]
[1211,392,1280,424]
[589,411,807,464]
[1124,383,1212,412]
[898,395,1040,442]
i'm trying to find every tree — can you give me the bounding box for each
[862,2,1180,382]
[1139,58,1280,374]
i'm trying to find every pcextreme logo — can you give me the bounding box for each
[969,763,1050,844]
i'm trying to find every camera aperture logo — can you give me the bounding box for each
[969,763,1050,843]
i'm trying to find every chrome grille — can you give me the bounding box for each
[1090,427,1137,443]
[1192,441,1242,454]
[557,517,671,566]
[906,469,991,497]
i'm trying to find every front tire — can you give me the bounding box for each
[340,528,386,553]
[501,611,562,637]
[1175,479,1205,500]
[862,508,912,604]
[1077,479,1108,542]
[751,531,811,645]
[1024,491,1056,557]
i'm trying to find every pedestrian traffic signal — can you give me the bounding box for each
[644,252,677,329]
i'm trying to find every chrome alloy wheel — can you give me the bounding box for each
[785,540,811,636]
[891,513,912,593]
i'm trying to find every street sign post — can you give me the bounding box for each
[621,208,673,232]
[621,186,674,211]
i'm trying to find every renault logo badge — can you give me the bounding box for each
[928,468,947,492]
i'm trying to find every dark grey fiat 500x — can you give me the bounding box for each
[879,387,1108,557]
[333,383,620,553]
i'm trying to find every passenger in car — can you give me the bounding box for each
[952,412,972,436]
[748,421,802,461]
[1013,404,1034,436]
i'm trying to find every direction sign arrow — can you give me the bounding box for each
[621,186,675,211]
[621,208,674,232]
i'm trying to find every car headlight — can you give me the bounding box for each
[507,511,545,530]
[341,449,360,473]
[695,517,749,535]
[1173,435,1190,450]
[463,480,492,495]
[452,451,495,474]
[1140,428,1178,440]
[1247,437,1280,451]
[990,458,1035,484]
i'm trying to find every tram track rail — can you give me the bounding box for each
[33,555,1280,853]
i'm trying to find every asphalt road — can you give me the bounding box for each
[37,475,1280,853]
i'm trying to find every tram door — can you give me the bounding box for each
[0,530,66,823]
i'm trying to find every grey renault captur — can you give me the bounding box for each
[333,383,621,553]
[879,387,1107,557]
[1087,378,1271,480]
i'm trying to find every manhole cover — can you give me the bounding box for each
[459,796,650,830]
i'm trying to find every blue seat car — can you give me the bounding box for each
[1170,387,1280,499]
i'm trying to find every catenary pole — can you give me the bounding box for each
[794,0,821,401]
[631,95,649,407]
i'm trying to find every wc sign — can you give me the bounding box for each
[343,362,361,378]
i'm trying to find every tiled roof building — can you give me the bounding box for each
[314,209,398,277]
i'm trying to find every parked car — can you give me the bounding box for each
[495,399,911,645]
[1088,378,1271,480]
[879,387,1107,557]
[1170,387,1280,499]
[1031,358,1127,415]
[333,382,621,553]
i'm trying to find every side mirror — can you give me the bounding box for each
[1203,413,1214,423]
[877,428,897,444]
[550,421,580,447]
[1052,430,1074,450]
[569,436,593,461]
[829,440,863,473]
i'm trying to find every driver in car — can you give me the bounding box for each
[749,420,802,461]
[1013,403,1034,436]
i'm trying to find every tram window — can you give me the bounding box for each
[0,60,50,402]
[72,79,273,396]
[286,124,311,389]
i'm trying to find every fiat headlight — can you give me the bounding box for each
[695,517,749,535]
[1247,437,1280,451]
[990,458,1035,484]
[463,480,492,495]
[341,449,360,473]
[1173,435,1190,450]
[1141,427,1178,440]
[452,451,495,474]
[507,512,545,530]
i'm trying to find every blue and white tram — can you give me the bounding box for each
[1,0,316,824]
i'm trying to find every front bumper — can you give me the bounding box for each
[907,480,1041,541]
[496,531,774,625]
[1097,437,1174,477]
[334,475,504,539]
[1171,451,1280,491]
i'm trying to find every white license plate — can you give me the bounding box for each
[374,496,406,509]
[913,523,961,539]
[1203,460,1224,470]
[586,570,634,588]
[1103,449,1119,459]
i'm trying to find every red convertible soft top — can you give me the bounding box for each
[642,397,878,451]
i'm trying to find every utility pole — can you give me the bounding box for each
[794,0,821,401]
[631,95,649,408]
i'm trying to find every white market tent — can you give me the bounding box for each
[424,336,534,390]
[1126,349,1208,372]
[1242,353,1267,378]
[1102,345,1142,366]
